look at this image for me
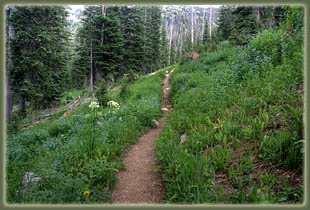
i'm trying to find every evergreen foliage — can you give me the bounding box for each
[73,5,164,87]
[202,20,209,44]
[160,21,169,68]
[5,5,305,205]
[8,6,70,111]
[95,79,109,107]
[121,6,145,76]
[230,6,258,45]
[216,6,235,41]
[216,6,289,46]
[149,6,162,71]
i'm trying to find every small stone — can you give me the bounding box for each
[22,172,41,187]
[179,133,187,145]
[152,119,159,128]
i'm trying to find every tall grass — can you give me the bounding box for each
[156,25,304,203]
[6,69,166,203]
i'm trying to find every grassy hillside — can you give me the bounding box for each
[6,69,167,203]
[156,28,304,203]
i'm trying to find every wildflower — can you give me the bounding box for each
[107,100,120,109]
[89,101,99,109]
[83,190,90,196]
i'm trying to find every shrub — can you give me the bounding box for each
[95,80,110,107]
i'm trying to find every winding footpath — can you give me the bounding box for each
[111,69,174,204]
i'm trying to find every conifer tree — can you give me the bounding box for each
[160,21,169,68]
[202,20,209,44]
[99,15,124,79]
[8,6,70,111]
[170,41,177,64]
[141,6,153,73]
[121,6,144,77]
[150,6,162,71]
[230,6,258,45]
[217,6,235,41]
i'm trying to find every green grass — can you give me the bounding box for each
[156,29,304,204]
[6,68,167,203]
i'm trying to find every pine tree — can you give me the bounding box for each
[231,6,258,45]
[160,20,169,68]
[170,41,177,64]
[99,15,124,79]
[217,6,235,41]
[141,6,153,73]
[121,6,144,78]
[150,6,162,71]
[202,20,209,44]
[8,6,70,111]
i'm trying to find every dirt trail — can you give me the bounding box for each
[111,69,174,204]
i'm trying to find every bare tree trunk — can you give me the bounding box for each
[96,5,106,82]
[201,7,206,41]
[168,18,174,65]
[6,6,15,119]
[209,8,213,40]
[179,32,183,59]
[144,7,147,70]
[191,6,194,51]
[6,59,13,119]
[255,6,260,21]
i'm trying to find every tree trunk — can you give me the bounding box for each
[144,7,147,70]
[6,6,15,119]
[96,5,106,82]
[6,59,13,119]
[168,18,173,65]
[256,6,260,21]
[90,39,94,97]
[201,7,206,41]
[191,6,194,51]
[209,8,213,40]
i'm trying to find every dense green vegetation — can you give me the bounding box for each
[5,4,304,205]
[6,5,169,119]
[156,7,304,204]
[7,6,71,113]
[6,70,167,203]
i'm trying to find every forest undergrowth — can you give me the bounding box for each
[5,5,305,205]
[155,13,304,204]
[6,69,169,203]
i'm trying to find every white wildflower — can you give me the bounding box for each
[89,101,99,109]
[107,101,120,110]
